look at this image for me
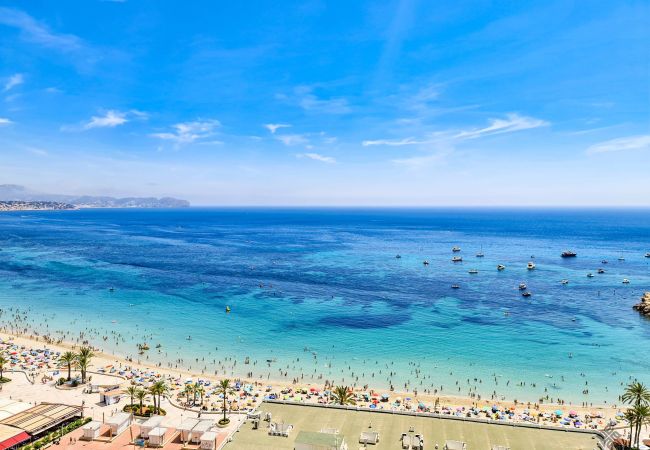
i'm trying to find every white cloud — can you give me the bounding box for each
[150,119,221,144]
[363,137,429,147]
[26,147,48,156]
[3,73,24,92]
[0,117,13,125]
[586,135,650,154]
[275,134,309,146]
[455,113,548,139]
[281,86,350,114]
[392,151,448,169]
[297,152,336,163]
[264,123,291,134]
[84,110,128,129]
[0,8,84,53]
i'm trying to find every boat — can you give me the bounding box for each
[527,262,536,270]
[452,246,461,252]
[395,254,401,259]
[561,250,577,258]
[497,264,506,271]
[597,268,605,274]
[452,256,462,262]
[108,287,115,292]
[226,306,231,312]
[518,283,527,290]
[645,253,650,258]
[618,256,625,261]
[601,260,608,264]
[522,291,532,297]
[587,273,594,278]
[622,279,630,284]
[560,279,569,285]
[468,269,478,274]
[476,246,484,257]
[451,284,460,289]
[423,260,430,266]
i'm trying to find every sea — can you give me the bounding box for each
[0,208,649,405]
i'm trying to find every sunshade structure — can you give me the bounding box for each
[0,400,32,422]
[0,425,30,450]
[0,403,81,437]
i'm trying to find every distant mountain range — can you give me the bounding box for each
[0,185,190,208]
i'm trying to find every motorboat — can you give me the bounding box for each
[587,273,594,278]
[560,279,569,285]
[226,306,231,312]
[522,291,532,297]
[561,250,577,258]
[452,256,463,262]
[645,253,650,258]
[497,264,506,271]
[468,269,479,274]
[451,284,460,289]
[527,262,536,270]
[601,260,608,264]
[423,260,430,266]
[518,283,527,290]
[395,254,401,259]
[622,278,630,284]
[618,256,625,261]
[597,268,605,274]
[452,246,461,252]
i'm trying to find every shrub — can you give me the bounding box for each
[57,377,66,386]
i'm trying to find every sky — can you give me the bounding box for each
[0,0,649,206]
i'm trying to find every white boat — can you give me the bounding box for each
[618,256,625,261]
[645,253,650,258]
[527,262,536,270]
[452,246,461,252]
[497,264,506,271]
[518,283,527,290]
[587,273,594,278]
[622,278,630,284]
[560,279,569,285]
[452,256,462,262]
[468,269,479,274]
[423,260,429,266]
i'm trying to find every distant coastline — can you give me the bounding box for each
[0,200,77,211]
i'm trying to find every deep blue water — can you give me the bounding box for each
[0,208,649,404]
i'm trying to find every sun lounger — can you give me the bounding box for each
[359,431,379,445]
[401,433,412,449]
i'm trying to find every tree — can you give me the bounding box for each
[76,347,95,384]
[60,352,76,381]
[216,379,233,424]
[149,380,169,415]
[183,384,194,405]
[0,356,7,380]
[332,386,356,406]
[124,386,138,408]
[134,389,148,416]
[622,381,650,448]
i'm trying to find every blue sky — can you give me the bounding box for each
[0,0,648,205]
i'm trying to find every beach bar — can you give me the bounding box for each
[106,412,131,437]
[190,420,214,444]
[199,431,217,450]
[148,427,167,447]
[81,421,101,440]
[178,418,199,442]
[140,415,164,439]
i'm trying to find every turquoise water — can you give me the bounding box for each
[0,208,649,405]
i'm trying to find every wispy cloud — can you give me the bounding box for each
[297,152,336,163]
[275,134,310,146]
[455,113,548,139]
[279,86,350,114]
[0,118,13,126]
[264,123,291,134]
[26,147,48,156]
[150,119,221,145]
[3,73,24,92]
[0,8,84,53]
[84,110,128,129]
[586,135,650,154]
[363,113,548,147]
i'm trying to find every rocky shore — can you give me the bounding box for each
[633,292,650,317]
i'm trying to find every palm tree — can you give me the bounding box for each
[149,380,169,415]
[0,356,7,381]
[60,351,76,381]
[332,386,356,406]
[124,386,138,408]
[622,381,650,448]
[195,384,205,409]
[76,347,95,384]
[215,379,233,424]
[134,388,148,415]
[183,384,194,405]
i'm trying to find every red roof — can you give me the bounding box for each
[0,431,30,450]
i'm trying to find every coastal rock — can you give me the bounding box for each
[633,292,650,317]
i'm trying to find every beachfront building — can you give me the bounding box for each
[178,417,200,442]
[294,431,348,450]
[99,386,122,405]
[139,415,164,439]
[81,421,101,440]
[200,431,218,450]
[0,403,82,442]
[190,420,214,444]
[0,400,32,423]
[0,424,30,450]
[106,412,131,437]
[148,426,167,447]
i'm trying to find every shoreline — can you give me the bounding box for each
[0,329,624,427]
